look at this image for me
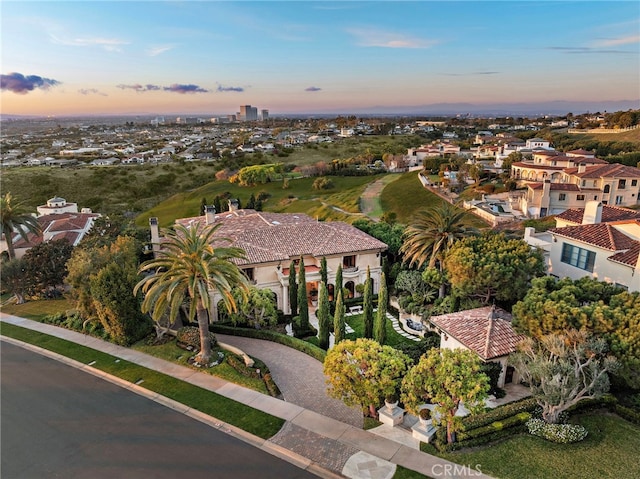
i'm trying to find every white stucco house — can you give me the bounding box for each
[428,306,525,388]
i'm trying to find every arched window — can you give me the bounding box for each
[604,184,610,193]
[345,281,355,299]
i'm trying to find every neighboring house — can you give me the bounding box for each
[516,162,640,218]
[149,202,388,319]
[523,201,640,291]
[37,196,79,216]
[5,211,100,259]
[428,306,525,388]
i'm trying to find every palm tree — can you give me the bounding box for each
[400,203,472,297]
[0,193,41,260]
[135,222,248,364]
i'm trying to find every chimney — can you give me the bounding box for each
[149,217,160,257]
[577,163,586,174]
[205,205,216,225]
[228,199,239,211]
[582,201,603,225]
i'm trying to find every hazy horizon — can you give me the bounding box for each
[2,1,639,117]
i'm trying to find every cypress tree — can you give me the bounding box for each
[297,258,309,330]
[288,260,298,316]
[333,288,346,345]
[320,256,328,287]
[335,264,343,302]
[363,266,374,338]
[247,193,256,209]
[374,272,388,345]
[318,282,330,350]
[200,197,208,216]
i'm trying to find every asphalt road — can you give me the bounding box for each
[1,341,319,479]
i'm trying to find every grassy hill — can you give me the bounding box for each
[139,170,489,229]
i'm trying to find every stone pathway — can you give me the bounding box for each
[344,309,421,343]
[217,333,363,427]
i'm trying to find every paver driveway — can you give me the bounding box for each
[217,334,363,427]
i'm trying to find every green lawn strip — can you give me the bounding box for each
[345,313,412,348]
[393,465,432,479]
[422,413,640,479]
[133,341,270,394]
[0,298,74,322]
[380,171,488,228]
[0,322,284,439]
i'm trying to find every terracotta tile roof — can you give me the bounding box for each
[175,210,387,266]
[529,182,580,191]
[550,223,637,251]
[50,231,80,244]
[556,205,640,225]
[429,306,525,360]
[12,232,44,249]
[567,149,596,156]
[569,163,640,179]
[608,242,640,267]
[512,162,566,170]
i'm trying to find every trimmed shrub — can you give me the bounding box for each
[458,412,531,441]
[461,397,538,431]
[176,326,217,351]
[226,353,260,379]
[526,418,588,443]
[263,372,282,398]
[615,404,640,425]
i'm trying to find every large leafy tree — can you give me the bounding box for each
[67,236,151,344]
[400,203,472,298]
[0,192,41,260]
[135,223,249,364]
[23,239,74,297]
[352,219,405,263]
[401,348,490,444]
[317,282,331,350]
[511,331,618,424]
[513,276,640,388]
[363,266,374,339]
[91,261,152,345]
[333,288,346,344]
[0,258,29,304]
[288,259,298,316]
[374,272,388,345]
[229,163,284,186]
[227,287,278,329]
[445,232,545,306]
[324,338,412,418]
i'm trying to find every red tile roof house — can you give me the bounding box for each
[149,201,388,320]
[523,201,640,292]
[428,306,526,388]
[4,212,100,260]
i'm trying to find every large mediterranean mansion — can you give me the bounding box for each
[511,149,640,218]
[149,201,388,319]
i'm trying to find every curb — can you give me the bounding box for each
[0,335,346,478]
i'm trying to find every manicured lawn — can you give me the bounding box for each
[0,322,284,439]
[380,171,488,228]
[133,339,270,394]
[345,312,414,348]
[0,298,74,322]
[423,413,640,479]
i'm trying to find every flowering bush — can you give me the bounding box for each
[526,418,588,443]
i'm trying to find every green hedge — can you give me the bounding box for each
[457,412,531,441]
[211,324,326,362]
[461,397,538,431]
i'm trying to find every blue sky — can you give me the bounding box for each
[1,1,639,116]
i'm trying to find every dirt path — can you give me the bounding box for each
[359,175,401,220]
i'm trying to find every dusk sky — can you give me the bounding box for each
[1,1,639,116]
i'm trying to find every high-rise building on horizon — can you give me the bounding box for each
[261,109,269,121]
[239,105,258,121]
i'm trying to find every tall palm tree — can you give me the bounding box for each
[400,203,472,297]
[135,222,248,364]
[0,193,41,260]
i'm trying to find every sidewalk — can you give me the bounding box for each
[0,313,495,479]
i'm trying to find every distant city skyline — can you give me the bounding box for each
[1,1,639,117]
